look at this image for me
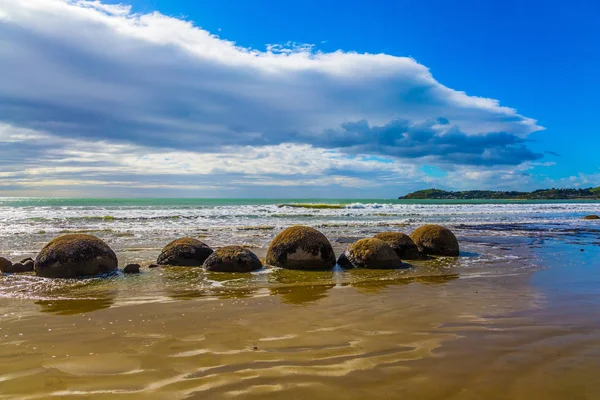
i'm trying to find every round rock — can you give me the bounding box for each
[203,246,262,272]
[156,238,213,266]
[123,263,141,274]
[266,225,336,270]
[410,225,459,256]
[0,257,12,273]
[34,234,118,278]
[342,238,402,269]
[374,232,422,259]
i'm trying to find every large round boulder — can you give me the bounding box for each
[157,238,213,266]
[583,215,600,220]
[374,232,422,259]
[34,234,118,278]
[266,225,336,270]
[341,238,402,269]
[410,225,459,256]
[203,246,262,272]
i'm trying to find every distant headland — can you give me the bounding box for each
[399,187,600,200]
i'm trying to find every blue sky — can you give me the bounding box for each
[0,0,598,197]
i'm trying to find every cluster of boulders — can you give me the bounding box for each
[0,224,460,278]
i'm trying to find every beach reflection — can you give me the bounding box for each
[35,294,115,315]
[270,283,336,305]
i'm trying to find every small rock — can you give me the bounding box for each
[4,262,34,273]
[22,259,35,271]
[336,252,353,268]
[0,257,13,273]
[19,257,34,264]
[123,264,141,274]
[583,215,600,220]
[148,264,160,269]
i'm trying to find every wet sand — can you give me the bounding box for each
[1,236,600,399]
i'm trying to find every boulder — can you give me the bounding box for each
[0,257,12,273]
[156,238,213,266]
[342,238,402,269]
[410,225,459,256]
[583,215,600,220]
[203,246,262,272]
[34,234,118,278]
[123,264,141,274]
[374,232,422,259]
[266,225,336,270]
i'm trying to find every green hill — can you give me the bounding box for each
[399,187,600,200]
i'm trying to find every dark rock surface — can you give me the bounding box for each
[266,225,336,270]
[156,238,213,266]
[203,246,262,272]
[410,225,460,256]
[34,234,118,278]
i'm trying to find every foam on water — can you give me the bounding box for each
[0,198,599,260]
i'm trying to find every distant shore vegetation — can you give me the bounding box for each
[399,187,600,200]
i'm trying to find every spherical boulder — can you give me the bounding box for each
[583,215,600,220]
[266,225,336,270]
[156,238,213,266]
[410,225,459,256]
[34,234,118,278]
[342,238,402,269]
[203,246,262,272]
[374,232,422,259]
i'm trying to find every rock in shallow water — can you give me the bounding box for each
[583,215,600,220]
[0,256,12,273]
[341,238,402,269]
[266,225,336,270]
[34,234,118,278]
[156,238,213,266]
[123,264,141,274]
[410,225,460,257]
[374,232,423,260]
[203,246,262,272]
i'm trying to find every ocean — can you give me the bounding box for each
[1,198,599,399]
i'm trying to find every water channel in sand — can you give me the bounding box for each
[1,231,600,399]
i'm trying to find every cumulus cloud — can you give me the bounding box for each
[0,0,547,195]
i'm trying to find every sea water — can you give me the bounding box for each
[1,198,599,399]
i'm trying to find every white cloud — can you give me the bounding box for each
[0,0,550,195]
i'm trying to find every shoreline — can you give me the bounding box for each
[2,236,599,399]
